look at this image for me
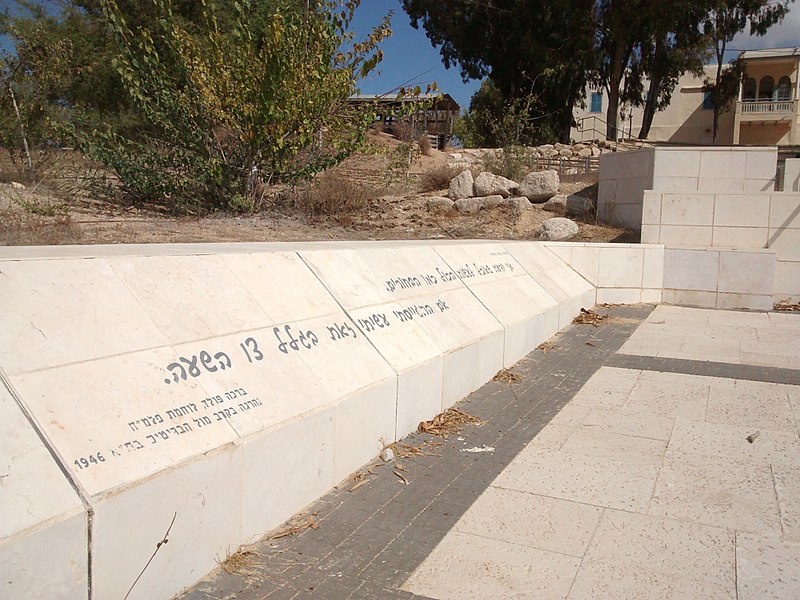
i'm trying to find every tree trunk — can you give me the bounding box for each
[639,77,660,140]
[7,85,32,171]
[605,41,629,141]
[712,39,725,145]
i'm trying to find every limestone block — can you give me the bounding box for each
[767,227,800,261]
[504,243,595,330]
[769,194,800,229]
[92,445,242,600]
[0,384,87,600]
[448,170,475,199]
[659,225,713,247]
[717,251,776,295]
[426,196,455,213]
[434,243,560,366]
[301,246,504,413]
[0,259,169,376]
[473,172,518,198]
[699,151,747,180]
[455,198,483,213]
[658,194,714,227]
[518,170,559,202]
[744,148,778,180]
[578,148,593,158]
[663,248,719,292]
[696,178,744,193]
[641,192,662,226]
[652,149,701,179]
[711,227,768,248]
[537,218,579,241]
[597,247,644,288]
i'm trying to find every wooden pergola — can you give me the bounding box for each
[348,93,461,149]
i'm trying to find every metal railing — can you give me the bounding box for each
[739,99,797,114]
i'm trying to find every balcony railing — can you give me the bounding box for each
[739,99,797,114]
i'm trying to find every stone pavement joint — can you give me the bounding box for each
[607,353,800,385]
[179,304,655,600]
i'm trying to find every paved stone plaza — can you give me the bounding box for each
[181,304,800,599]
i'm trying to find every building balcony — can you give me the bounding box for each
[737,99,798,121]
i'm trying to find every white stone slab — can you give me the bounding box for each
[301,246,505,409]
[434,243,560,366]
[0,383,87,600]
[0,258,168,375]
[502,243,595,329]
[92,445,241,600]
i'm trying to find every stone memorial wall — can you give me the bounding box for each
[0,241,594,600]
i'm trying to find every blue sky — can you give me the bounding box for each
[348,1,481,109]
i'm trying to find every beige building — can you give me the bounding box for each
[572,47,800,146]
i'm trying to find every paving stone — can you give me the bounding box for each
[649,451,782,536]
[736,533,800,600]
[453,487,603,557]
[402,530,581,600]
[578,509,736,592]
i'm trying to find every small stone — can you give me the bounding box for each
[455,197,483,213]
[10,181,25,190]
[537,217,579,241]
[591,146,602,157]
[578,148,593,158]
[426,196,455,213]
[542,194,567,215]
[381,447,394,462]
[558,148,573,157]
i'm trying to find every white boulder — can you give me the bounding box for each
[473,172,518,198]
[537,217,579,241]
[517,170,560,202]
[448,170,475,200]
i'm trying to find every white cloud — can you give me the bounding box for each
[731,5,800,51]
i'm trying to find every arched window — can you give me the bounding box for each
[759,76,774,100]
[776,76,792,101]
[742,77,757,101]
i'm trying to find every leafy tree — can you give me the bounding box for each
[401,0,595,145]
[2,0,392,212]
[703,0,794,143]
[623,1,713,140]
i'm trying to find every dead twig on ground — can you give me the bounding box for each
[537,341,556,354]
[417,408,484,437]
[573,308,608,327]
[492,368,521,383]
[268,514,318,540]
[773,299,800,312]
[220,547,261,575]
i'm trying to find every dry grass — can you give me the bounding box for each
[0,206,82,245]
[220,547,261,575]
[419,163,464,193]
[417,408,484,437]
[418,135,433,157]
[287,173,373,222]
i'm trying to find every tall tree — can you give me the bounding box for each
[628,1,713,140]
[401,0,596,145]
[703,0,794,143]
